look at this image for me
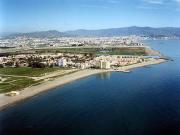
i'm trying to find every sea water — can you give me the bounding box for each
[0,40,180,135]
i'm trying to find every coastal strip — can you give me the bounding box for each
[117,58,166,71]
[0,69,108,110]
[0,59,166,110]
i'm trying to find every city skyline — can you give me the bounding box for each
[1,0,180,33]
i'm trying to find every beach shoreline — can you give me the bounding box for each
[0,58,166,110]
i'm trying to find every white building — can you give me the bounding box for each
[58,58,67,67]
[98,60,110,69]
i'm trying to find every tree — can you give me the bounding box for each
[31,62,46,68]
[0,64,4,68]
[15,62,20,68]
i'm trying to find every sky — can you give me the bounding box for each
[0,0,180,33]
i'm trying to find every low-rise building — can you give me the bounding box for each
[57,58,67,67]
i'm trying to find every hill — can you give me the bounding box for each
[5,26,180,38]
[66,26,180,37]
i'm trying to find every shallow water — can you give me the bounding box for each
[0,40,180,135]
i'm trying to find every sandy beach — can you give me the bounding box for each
[0,58,166,110]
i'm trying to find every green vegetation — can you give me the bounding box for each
[34,47,147,55]
[1,47,149,56]
[0,67,64,77]
[0,76,38,93]
[0,67,72,93]
[107,47,146,55]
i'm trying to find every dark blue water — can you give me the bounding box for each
[0,40,180,135]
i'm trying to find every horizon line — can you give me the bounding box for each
[1,26,180,34]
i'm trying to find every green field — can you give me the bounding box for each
[0,67,73,93]
[0,46,151,56]
[34,47,147,55]
[0,67,69,93]
[0,67,63,77]
[0,76,39,93]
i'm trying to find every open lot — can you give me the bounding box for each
[35,47,148,55]
[0,76,38,93]
[0,67,65,77]
[0,46,160,57]
[0,67,73,93]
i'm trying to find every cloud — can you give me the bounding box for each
[174,0,180,3]
[138,0,165,10]
[143,0,164,4]
[143,0,180,5]
[139,0,180,12]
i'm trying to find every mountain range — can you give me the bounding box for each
[4,26,180,38]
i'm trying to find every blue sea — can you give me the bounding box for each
[0,40,180,135]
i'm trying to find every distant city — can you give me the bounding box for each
[1,26,180,50]
[0,35,144,49]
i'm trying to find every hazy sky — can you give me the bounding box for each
[0,0,180,32]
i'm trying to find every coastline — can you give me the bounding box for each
[117,58,166,71]
[0,58,166,110]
